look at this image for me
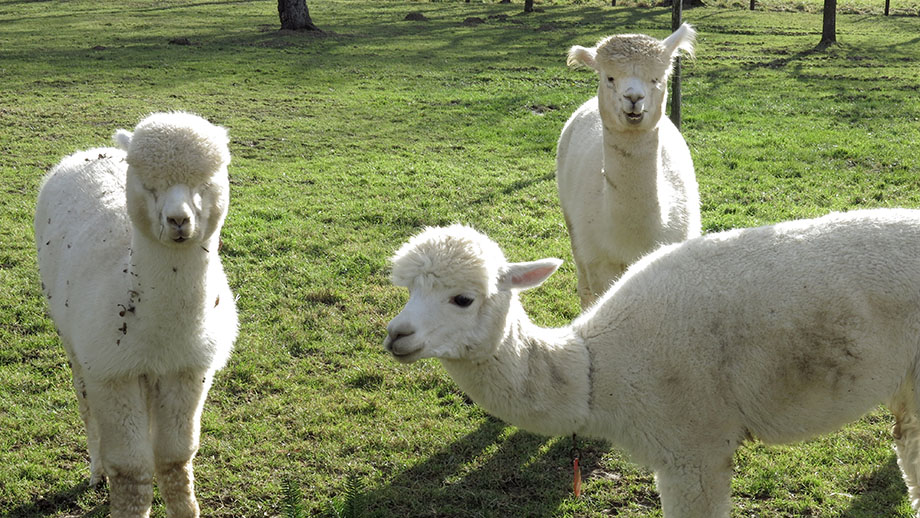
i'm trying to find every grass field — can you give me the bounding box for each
[1,0,919,516]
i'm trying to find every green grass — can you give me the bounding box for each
[1,0,919,516]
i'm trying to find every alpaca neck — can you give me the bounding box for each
[601,123,665,235]
[126,232,219,319]
[440,299,592,437]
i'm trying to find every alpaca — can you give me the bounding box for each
[557,23,701,307]
[384,210,920,517]
[34,112,238,518]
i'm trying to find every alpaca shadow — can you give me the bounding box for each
[2,480,108,518]
[398,4,673,69]
[840,455,908,518]
[470,171,557,207]
[365,417,604,518]
[758,45,826,69]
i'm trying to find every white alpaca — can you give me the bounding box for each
[557,24,700,307]
[384,210,920,518]
[35,112,238,518]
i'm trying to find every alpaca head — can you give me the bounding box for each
[567,23,695,132]
[384,224,561,363]
[117,112,231,247]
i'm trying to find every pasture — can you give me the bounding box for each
[1,0,919,516]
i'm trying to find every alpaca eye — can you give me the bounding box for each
[606,76,615,83]
[450,295,474,308]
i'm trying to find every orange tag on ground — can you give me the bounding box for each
[573,457,582,498]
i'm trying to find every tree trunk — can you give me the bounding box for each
[885,0,890,15]
[278,0,321,31]
[669,0,683,129]
[750,0,755,9]
[818,0,836,48]
[524,0,534,12]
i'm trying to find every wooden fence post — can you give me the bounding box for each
[670,0,683,129]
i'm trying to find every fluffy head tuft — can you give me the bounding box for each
[595,34,671,70]
[390,224,507,297]
[120,111,230,189]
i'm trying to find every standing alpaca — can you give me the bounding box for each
[557,24,700,307]
[384,211,920,517]
[35,112,238,518]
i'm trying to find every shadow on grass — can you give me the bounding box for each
[4,2,677,79]
[470,171,557,207]
[2,480,108,518]
[365,431,912,517]
[365,417,605,518]
[841,455,909,518]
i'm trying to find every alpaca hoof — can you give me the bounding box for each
[89,470,106,487]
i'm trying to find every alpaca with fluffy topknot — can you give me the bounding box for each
[557,24,700,307]
[385,211,920,517]
[35,112,238,518]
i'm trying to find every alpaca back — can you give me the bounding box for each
[556,97,603,194]
[35,148,132,351]
[657,116,701,241]
[579,209,920,448]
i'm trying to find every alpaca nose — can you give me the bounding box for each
[384,324,415,350]
[168,216,190,229]
[624,91,644,107]
[162,185,195,233]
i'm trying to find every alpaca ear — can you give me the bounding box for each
[113,129,133,151]
[567,45,598,70]
[499,259,563,291]
[662,22,696,59]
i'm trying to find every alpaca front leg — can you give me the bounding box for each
[84,376,154,518]
[581,259,627,307]
[85,409,104,486]
[151,371,212,518]
[655,458,733,518]
[575,267,596,308]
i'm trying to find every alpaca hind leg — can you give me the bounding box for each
[892,387,920,515]
[85,376,154,518]
[151,371,212,518]
[67,355,105,485]
[655,456,733,518]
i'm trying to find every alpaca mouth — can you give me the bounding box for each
[173,236,188,243]
[625,111,644,124]
[388,344,424,363]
